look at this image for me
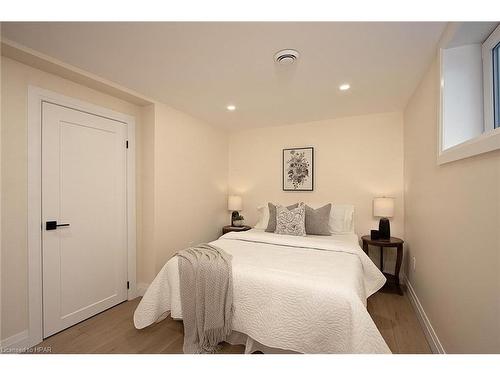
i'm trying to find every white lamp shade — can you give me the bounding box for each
[228,195,243,211]
[373,197,394,218]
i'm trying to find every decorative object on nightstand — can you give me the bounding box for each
[232,214,245,227]
[228,195,243,226]
[373,197,394,240]
[362,235,404,295]
[222,225,252,235]
[370,229,380,240]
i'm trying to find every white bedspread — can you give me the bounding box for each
[133,230,390,354]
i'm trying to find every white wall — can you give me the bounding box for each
[404,58,500,353]
[137,104,156,285]
[228,112,405,241]
[152,104,228,277]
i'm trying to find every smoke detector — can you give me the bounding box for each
[274,49,300,65]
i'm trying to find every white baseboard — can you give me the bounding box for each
[403,275,446,354]
[136,282,150,297]
[0,330,30,353]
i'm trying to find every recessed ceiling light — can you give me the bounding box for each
[339,84,350,91]
[226,105,236,111]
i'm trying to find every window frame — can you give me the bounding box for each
[482,24,500,132]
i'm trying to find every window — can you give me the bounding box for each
[438,23,500,165]
[493,42,500,129]
[482,24,500,132]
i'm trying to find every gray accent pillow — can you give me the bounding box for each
[266,202,299,232]
[305,204,332,235]
[275,203,306,236]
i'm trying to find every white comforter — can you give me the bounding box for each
[134,230,390,354]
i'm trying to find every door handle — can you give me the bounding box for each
[46,221,70,230]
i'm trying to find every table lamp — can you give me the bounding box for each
[373,197,394,240]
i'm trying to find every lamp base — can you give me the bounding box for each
[378,218,391,240]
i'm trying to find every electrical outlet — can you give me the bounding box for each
[412,256,416,272]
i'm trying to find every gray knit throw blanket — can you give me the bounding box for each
[177,244,233,354]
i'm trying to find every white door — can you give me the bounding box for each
[42,102,128,338]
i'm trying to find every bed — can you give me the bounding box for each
[134,229,389,354]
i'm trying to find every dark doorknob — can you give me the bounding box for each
[46,221,70,230]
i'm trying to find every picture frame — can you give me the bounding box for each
[282,147,314,191]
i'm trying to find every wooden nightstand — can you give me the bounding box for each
[222,225,252,235]
[361,235,404,295]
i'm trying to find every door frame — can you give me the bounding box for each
[27,86,137,347]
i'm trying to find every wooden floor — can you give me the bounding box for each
[34,289,431,354]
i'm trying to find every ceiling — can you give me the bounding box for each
[2,22,446,130]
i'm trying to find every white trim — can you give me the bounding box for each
[27,86,137,348]
[482,24,500,133]
[0,330,30,353]
[403,275,446,354]
[27,88,43,347]
[126,111,138,301]
[437,126,500,164]
[136,283,150,297]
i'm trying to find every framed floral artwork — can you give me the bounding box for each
[282,147,314,191]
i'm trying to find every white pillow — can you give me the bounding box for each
[329,204,355,234]
[254,205,270,230]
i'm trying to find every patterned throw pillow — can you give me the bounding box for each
[265,202,299,232]
[274,203,306,236]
